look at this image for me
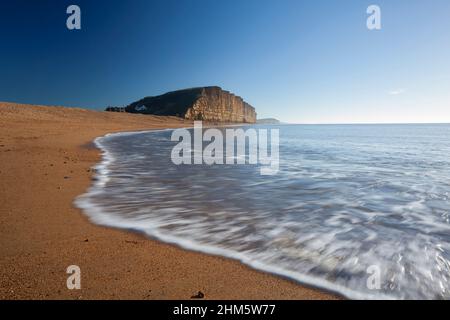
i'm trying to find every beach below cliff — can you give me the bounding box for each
[0,102,337,299]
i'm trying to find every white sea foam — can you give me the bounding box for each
[75,124,450,299]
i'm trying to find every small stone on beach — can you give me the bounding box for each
[191,291,205,299]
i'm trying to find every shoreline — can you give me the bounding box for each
[0,102,340,299]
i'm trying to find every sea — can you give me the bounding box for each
[75,124,450,299]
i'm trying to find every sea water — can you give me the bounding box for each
[75,124,450,299]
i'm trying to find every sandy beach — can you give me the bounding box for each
[0,102,338,300]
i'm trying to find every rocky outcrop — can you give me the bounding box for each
[256,118,281,124]
[123,87,256,123]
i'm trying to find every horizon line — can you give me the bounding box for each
[279,122,450,125]
[2,100,450,126]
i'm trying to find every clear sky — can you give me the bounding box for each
[1,0,449,123]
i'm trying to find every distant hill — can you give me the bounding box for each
[256,118,281,124]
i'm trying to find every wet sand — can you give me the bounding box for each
[0,102,339,299]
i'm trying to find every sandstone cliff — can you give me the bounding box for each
[122,87,256,123]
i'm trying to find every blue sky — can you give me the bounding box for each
[1,0,449,123]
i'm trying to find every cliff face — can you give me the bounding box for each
[124,87,256,123]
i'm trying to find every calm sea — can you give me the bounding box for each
[75,124,450,299]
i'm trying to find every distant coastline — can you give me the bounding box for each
[256,118,281,124]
